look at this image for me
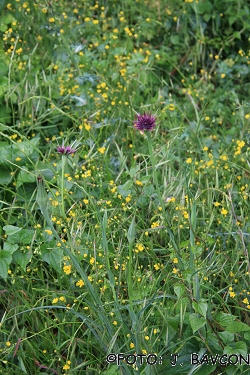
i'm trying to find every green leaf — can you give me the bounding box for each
[195,0,213,14]
[3,242,19,254]
[16,167,36,188]
[3,225,22,235]
[0,61,8,76]
[0,259,8,279]
[0,250,12,279]
[189,313,206,333]
[7,229,35,244]
[0,250,12,263]
[244,331,250,341]
[127,216,135,246]
[192,299,208,319]
[41,246,63,273]
[233,31,241,40]
[0,142,11,165]
[214,312,237,327]
[107,269,116,289]
[13,250,32,272]
[224,341,247,356]
[0,168,12,185]
[129,165,140,178]
[174,284,185,299]
[117,180,133,196]
[0,76,8,97]
[218,331,234,344]
[226,321,250,333]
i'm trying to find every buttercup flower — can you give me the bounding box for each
[134,113,156,132]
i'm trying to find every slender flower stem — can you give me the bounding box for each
[146,133,179,253]
[61,155,67,220]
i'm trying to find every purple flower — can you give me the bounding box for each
[134,113,157,132]
[56,140,80,155]
[56,145,76,155]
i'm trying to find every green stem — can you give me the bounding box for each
[61,155,67,220]
[146,133,180,254]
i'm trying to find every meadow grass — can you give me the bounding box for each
[0,0,249,374]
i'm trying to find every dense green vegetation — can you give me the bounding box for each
[0,0,249,374]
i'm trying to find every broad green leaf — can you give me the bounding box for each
[174,284,185,299]
[0,168,12,184]
[13,250,32,272]
[3,242,19,254]
[192,299,208,319]
[129,165,140,178]
[214,312,237,327]
[41,247,63,273]
[0,259,8,279]
[218,331,234,344]
[189,313,206,333]
[7,229,35,244]
[0,250,12,279]
[16,167,36,188]
[0,250,12,263]
[3,225,22,235]
[117,180,133,196]
[195,0,213,14]
[226,321,250,333]
[224,341,247,356]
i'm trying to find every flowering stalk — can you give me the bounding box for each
[146,132,171,227]
[61,154,67,220]
[133,113,179,253]
[56,141,78,220]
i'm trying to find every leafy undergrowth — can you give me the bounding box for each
[0,0,249,374]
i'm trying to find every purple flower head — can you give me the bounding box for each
[134,113,157,132]
[56,140,80,155]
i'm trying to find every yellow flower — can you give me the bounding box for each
[15,157,22,162]
[151,221,160,228]
[63,265,72,275]
[98,147,106,154]
[221,208,228,216]
[63,364,70,370]
[52,298,59,304]
[49,17,55,23]
[76,279,84,288]
[186,157,192,164]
